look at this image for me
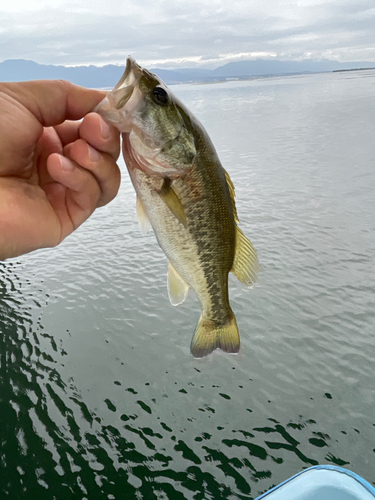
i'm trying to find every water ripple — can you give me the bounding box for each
[2,71,375,498]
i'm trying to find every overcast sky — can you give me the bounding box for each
[1,0,375,68]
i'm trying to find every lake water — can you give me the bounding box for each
[1,70,375,499]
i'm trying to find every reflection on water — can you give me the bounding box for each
[1,70,375,499]
[0,270,353,499]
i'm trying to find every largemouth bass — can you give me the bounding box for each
[95,57,259,357]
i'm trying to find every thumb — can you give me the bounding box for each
[0,80,106,127]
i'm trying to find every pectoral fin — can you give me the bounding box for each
[231,226,260,286]
[158,179,187,227]
[167,262,189,306]
[136,195,152,234]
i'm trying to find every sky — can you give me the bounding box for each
[1,0,375,69]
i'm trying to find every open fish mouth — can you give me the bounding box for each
[113,57,141,93]
[93,57,143,129]
[112,57,143,110]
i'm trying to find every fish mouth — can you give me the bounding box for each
[112,56,142,109]
[113,57,141,92]
[93,56,144,130]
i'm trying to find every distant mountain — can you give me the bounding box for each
[211,59,363,76]
[1,58,375,87]
[0,59,124,88]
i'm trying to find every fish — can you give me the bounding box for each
[94,57,259,358]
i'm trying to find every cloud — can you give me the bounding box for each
[0,0,374,67]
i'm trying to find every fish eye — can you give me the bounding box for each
[152,86,169,106]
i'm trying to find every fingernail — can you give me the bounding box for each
[88,144,102,162]
[59,155,74,171]
[100,118,111,139]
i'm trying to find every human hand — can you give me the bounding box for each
[0,79,121,260]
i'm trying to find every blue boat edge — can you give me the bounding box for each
[255,464,375,499]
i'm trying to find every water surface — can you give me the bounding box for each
[1,70,375,499]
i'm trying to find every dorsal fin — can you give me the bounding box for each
[231,226,259,286]
[224,169,239,223]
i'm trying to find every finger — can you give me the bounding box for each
[53,120,81,147]
[36,127,64,186]
[79,113,121,162]
[64,138,121,207]
[46,153,102,238]
[0,80,106,127]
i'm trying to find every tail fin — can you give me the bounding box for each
[190,313,240,358]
